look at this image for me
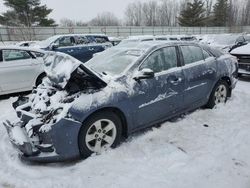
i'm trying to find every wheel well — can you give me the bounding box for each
[36,72,46,86]
[85,107,128,138]
[220,76,232,96]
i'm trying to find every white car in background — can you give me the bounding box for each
[0,47,46,95]
[230,43,250,76]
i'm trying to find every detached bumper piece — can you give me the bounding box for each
[3,120,57,162]
[3,117,82,163]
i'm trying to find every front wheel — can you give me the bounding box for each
[206,80,230,109]
[78,111,122,159]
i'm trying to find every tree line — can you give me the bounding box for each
[124,0,250,27]
[0,0,250,27]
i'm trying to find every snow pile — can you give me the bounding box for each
[0,80,250,188]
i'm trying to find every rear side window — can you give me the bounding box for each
[32,52,44,58]
[75,36,90,45]
[3,50,31,61]
[94,36,109,43]
[180,46,204,65]
[141,39,154,42]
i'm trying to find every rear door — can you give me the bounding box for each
[179,45,212,107]
[0,49,39,92]
[202,48,217,95]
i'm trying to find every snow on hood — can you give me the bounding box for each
[43,52,81,88]
[230,43,250,55]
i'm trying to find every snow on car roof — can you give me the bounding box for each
[0,46,46,53]
[117,40,198,51]
[127,35,154,40]
[230,43,250,55]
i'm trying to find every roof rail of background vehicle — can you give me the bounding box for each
[48,33,108,37]
[0,46,46,53]
[116,40,201,51]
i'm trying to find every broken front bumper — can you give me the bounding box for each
[3,104,82,163]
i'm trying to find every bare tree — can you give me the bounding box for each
[124,2,143,26]
[142,1,158,26]
[241,0,250,25]
[60,18,75,27]
[205,0,213,17]
[89,12,120,26]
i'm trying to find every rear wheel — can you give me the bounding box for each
[206,80,230,109]
[78,111,122,159]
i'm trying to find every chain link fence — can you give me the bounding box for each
[0,26,250,41]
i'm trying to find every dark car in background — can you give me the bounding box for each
[3,41,238,162]
[32,34,112,63]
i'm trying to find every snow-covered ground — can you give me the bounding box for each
[0,78,249,188]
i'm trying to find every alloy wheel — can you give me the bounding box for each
[214,84,227,104]
[85,119,117,153]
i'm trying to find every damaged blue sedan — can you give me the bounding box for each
[3,41,238,162]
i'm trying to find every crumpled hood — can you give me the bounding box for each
[43,52,106,89]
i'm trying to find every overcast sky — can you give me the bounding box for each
[0,0,151,23]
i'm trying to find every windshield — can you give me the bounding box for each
[212,35,240,45]
[85,48,143,76]
[35,35,60,48]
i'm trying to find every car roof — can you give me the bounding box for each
[117,40,200,51]
[49,33,108,38]
[0,46,46,53]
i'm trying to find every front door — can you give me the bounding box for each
[131,46,185,128]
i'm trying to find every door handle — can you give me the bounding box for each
[88,48,95,51]
[169,77,182,85]
[207,69,213,74]
[67,49,74,53]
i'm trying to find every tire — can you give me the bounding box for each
[36,73,46,87]
[78,111,122,159]
[206,80,230,109]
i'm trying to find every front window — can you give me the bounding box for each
[55,36,75,47]
[85,48,143,75]
[140,47,177,73]
[2,50,31,61]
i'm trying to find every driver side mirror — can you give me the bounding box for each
[133,68,155,81]
[50,43,59,50]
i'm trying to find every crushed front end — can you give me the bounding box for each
[3,87,83,162]
[2,52,107,162]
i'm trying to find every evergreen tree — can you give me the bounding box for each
[212,0,229,26]
[178,0,207,26]
[0,0,56,26]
